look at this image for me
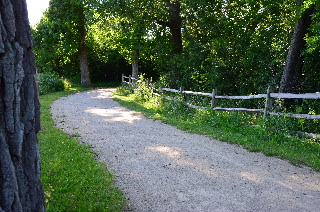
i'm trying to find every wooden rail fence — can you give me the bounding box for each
[122,74,320,120]
[122,74,139,85]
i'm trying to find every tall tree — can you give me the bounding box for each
[0,0,45,211]
[34,0,92,87]
[280,0,315,93]
[78,3,91,86]
[118,0,147,80]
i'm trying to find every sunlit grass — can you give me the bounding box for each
[113,87,320,172]
[39,87,127,212]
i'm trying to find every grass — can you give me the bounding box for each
[113,86,320,172]
[39,87,127,212]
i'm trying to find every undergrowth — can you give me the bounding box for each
[39,87,126,212]
[38,72,71,95]
[113,86,320,172]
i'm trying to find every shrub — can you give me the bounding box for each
[38,72,70,95]
[133,74,154,101]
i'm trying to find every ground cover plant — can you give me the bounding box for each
[39,87,126,212]
[38,72,71,95]
[113,86,320,172]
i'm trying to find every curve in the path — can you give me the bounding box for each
[51,89,320,212]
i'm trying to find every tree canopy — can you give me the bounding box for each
[32,0,320,94]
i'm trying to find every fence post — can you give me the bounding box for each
[179,87,185,100]
[264,85,275,119]
[146,79,150,88]
[211,89,217,109]
[121,73,124,83]
[129,75,132,84]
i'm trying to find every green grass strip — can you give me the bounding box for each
[39,88,127,212]
[113,87,320,172]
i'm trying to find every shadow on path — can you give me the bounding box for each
[51,89,320,212]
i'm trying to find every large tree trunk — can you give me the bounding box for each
[78,6,91,87]
[157,0,183,88]
[279,1,315,93]
[79,44,91,87]
[167,0,183,54]
[132,49,140,82]
[157,0,183,54]
[0,0,45,211]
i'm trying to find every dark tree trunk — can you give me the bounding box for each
[157,0,183,54]
[167,0,183,54]
[0,0,45,211]
[157,0,183,88]
[279,1,315,93]
[132,49,140,82]
[78,6,91,87]
[79,44,91,87]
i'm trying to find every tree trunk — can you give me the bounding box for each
[157,0,183,54]
[132,49,140,82]
[0,0,45,211]
[279,1,315,93]
[78,6,91,87]
[167,0,183,54]
[79,44,91,87]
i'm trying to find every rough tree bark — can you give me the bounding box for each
[0,0,45,211]
[279,1,315,93]
[78,6,91,87]
[79,43,91,87]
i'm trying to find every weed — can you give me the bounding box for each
[70,133,81,138]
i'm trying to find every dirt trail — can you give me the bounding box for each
[51,89,320,212]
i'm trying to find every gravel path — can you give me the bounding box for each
[51,89,320,212]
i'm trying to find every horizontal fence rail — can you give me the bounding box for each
[216,94,267,99]
[122,74,320,119]
[269,112,320,119]
[270,93,320,99]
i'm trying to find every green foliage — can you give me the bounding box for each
[39,88,127,211]
[38,72,70,95]
[133,74,154,101]
[151,0,297,94]
[33,0,320,95]
[113,86,320,171]
[305,1,320,53]
[32,16,78,78]
[32,0,94,85]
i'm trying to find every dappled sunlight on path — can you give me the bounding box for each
[51,89,320,212]
[85,107,142,124]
